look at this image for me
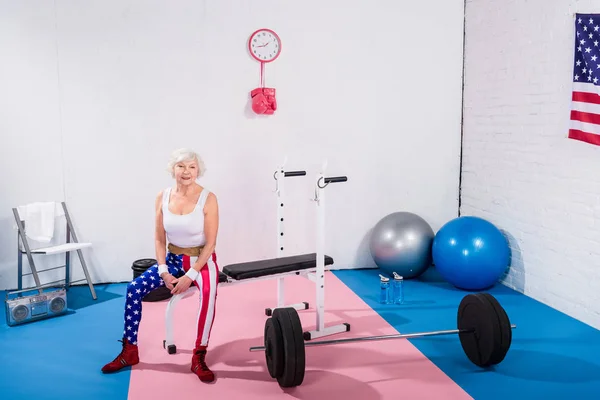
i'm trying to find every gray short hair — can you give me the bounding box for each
[167,148,206,178]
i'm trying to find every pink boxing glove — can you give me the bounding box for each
[262,88,277,115]
[251,88,269,115]
[250,87,277,115]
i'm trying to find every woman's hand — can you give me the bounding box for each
[161,273,178,290]
[171,275,193,295]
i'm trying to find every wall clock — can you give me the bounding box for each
[248,28,281,116]
[248,28,282,63]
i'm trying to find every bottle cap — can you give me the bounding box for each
[393,272,403,280]
[378,274,390,282]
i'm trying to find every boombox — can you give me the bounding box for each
[5,288,68,326]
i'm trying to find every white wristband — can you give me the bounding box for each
[157,264,168,276]
[185,268,199,281]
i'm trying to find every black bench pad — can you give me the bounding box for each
[219,272,229,283]
[222,253,334,281]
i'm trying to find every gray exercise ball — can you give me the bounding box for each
[369,212,434,279]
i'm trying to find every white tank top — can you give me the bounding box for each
[162,187,210,248]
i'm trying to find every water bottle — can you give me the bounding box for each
[379,274,390,304]
[392,272,404,304]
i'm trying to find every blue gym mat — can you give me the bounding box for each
[0,284,131,400]
[333,267,600,399]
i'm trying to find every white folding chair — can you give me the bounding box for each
[12,201,97,300]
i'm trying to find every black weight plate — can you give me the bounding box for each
[472,293,502,365]
[264,317,284,378]
[272,307,306,387]
[142,286,173,302]
[457,293,499,367]
[132,258,157,271]
[479,293,512,365]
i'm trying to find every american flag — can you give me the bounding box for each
[568,14,600,145]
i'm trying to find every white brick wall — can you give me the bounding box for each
[461,0,600,329]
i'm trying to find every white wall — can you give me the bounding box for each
[0,0,465,289]
[0,3,67,290]
[461,0,600,329]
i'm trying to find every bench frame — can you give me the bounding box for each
[163,160,350,353]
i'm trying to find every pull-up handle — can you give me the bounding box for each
[324,176,347,184]
[284,170,306,177]
[317,175,348,189]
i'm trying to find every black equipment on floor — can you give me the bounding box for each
[250,292,516,388]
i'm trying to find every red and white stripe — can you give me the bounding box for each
[183,253,219,348]
[569,82,600,145]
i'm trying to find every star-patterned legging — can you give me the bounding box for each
[122,251,219,348]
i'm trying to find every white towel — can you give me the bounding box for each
[16,202,59,243]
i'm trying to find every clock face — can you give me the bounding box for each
[249,29,281,63]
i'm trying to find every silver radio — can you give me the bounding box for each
[5,288,68,326]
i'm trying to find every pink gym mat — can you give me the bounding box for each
[128,271,472,399]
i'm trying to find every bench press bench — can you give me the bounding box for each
[220,254,335,317]
[163,160,349,354]
[219,253,333,283]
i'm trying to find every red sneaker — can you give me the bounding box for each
[191,346,215,382]
[101,339,139,373]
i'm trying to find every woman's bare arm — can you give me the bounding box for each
[155,191,167,269]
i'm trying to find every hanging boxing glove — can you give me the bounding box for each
[251,88,269,115]
[262,88,277,115]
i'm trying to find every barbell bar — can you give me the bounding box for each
[250,292,516,388]
[250,323,516,351]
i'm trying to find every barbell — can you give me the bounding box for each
[249,292,515,388]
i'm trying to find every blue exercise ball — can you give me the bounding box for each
[432,216,510,290]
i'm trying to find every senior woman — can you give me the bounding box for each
[101,148,220,383]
